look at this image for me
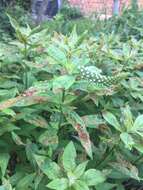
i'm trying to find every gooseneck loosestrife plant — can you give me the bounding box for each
[0,13,143,190]
[79,66,128,87]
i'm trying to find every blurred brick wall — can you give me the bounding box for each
[68,0,143,15]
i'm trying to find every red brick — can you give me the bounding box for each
[68,0,143,15]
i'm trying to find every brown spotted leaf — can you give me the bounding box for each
[0,96,22,111]
[82,115,104,128]
[75,124,93,159]
[14,96,48,107]
[0,95,48,111]
[24,115,48,128]
[66,111,93,159]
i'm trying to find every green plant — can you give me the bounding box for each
[0,6,30,41]
[103,105,143,152]
[46,142,106,190]
[0,13,143,190]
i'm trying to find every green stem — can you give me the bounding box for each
[96,145,116,169]
[25,70,28,89]
[24,43,28,59]
[58,89,65,129]
[133,154,143,165]
[24,43,28,89]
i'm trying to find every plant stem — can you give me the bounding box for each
[58,89,65,129]
[24,43,28,89]
[25,69,28,89]
[96,145,116,169]
[24,43,27,59]
[133,154,143,165]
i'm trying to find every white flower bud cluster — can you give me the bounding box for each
[78,66,126,87]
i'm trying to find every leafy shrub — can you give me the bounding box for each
[101,8,143,40]
[0,5,30,40]
[0,12,143,190]
[60,4,83,20]
[40,7,143,38]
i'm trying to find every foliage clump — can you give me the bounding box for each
[0,7,143,190]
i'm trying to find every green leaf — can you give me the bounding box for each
[0,153,10,177]
[62,142,76,172]
[25,141,38,167]
[0,124,19,136]
[53,75,75,90]
[46,178,68,190]
[82,115,104,128]
[11,132,25,146]
[73,180,89,190]
[82,169,106,186]
[34,155,62,180]
[2,108,16,117]
[24,115,48,128]
[34,173,43,190]
[110,161,140,180]
[16,30,27,44]
[47,45,67,65]
[73,161,88,178]
[1,179,13,190]
[7,14,20,30]
[116,184,125,190]
[16,173,36,190]
[38,129,58,147]
[121,105,133,131]
[102,111,121,132]
[132,115,143,132]
[7,14,27,44]
[68,111,85,127]
[120,132,135,150]
[29,25,44,36]
[96,183,117,190]
[134,143,143,153]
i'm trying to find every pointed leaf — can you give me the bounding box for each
[116,184,125,190]
[16,173,36,190]
[11,132,25,146]
[120,132,135,150]
[82,169,106,186]
[67,111,92,158]
[0,153,10,177]
[133,115,143,131]
[25,115,48,128]
[110,161,140,180]
[121,105,133,131]
[38,129,58,147]
[53,75,75,90]
[34,155,62,179]
[82,115,104,128]
[73,161,88,178]
[34,173,43,190]
[75,124,93,159]
[102,111,121,132]
[7,14,20,30]
[0,96,22,111]
[73,180,89,190]
[62,142,76,172]
[2,108,16,117]
[1,179,13,190]
[46,178,68,190]
[96,183,117,190]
